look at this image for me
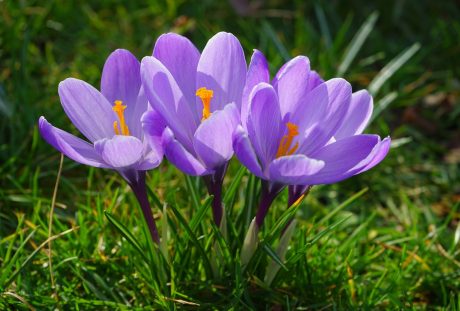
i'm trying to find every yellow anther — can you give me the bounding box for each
[196,87,213,121]
[276,122,299,158]
[112,100,130,135]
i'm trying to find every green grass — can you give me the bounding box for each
[1,0,460,309]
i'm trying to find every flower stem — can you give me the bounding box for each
[287,185,311,207]
[203,164,227,226]
[255,180,284,228]
[124,170,160,244]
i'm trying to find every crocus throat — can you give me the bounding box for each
[276,122,299,158]
[112,100,130,136]
[196,87,213,121]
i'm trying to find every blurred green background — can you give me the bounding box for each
[1,0,460,309]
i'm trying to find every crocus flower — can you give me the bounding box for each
[141,32,246,225]
[39,49,164,244]
[237,51,390,265]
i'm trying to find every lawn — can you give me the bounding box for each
[1,0,460,309]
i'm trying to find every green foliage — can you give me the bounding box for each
[1,0,459,309]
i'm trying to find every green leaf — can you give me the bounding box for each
[184,175,201,210]
[261,20,291,61]
[318,188,368,226]
[314,4,332,48]
[369,43,421,96]
[261,242,288,272]
[3,227,75,289]
[0,226,38,287]
[337,12,379,76]
[189,195,213,232]
[168,203,214,278]
[370,91,398,123]
[223,166,246,207]
[104,211,148,263]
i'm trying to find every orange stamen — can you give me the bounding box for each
[112,100,130,135]
[196,87,213,121]
[276,122,299,158]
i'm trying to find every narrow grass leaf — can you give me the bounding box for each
[146,186,163,210]
[184,175,201,210]
[314,4,332,48]
[338,12,379,76]
[370,91,398,123]
[223,166,246,206]
[318,188,368,226]
[189,195,213,232]
[0,226,38,286]
[390,137,412,148]
[369,43,421,96]
[104,211,148,263]
[261,21,291,61]
[287,216,351,264]
[160,203,169,263]
[261,242,288,272]
[3,227,77,288]
[168,203,214,278]
[339,212,377,251]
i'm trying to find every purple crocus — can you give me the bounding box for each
[234,50,391,229]
[38,49,164,244]
[141,32,246,225]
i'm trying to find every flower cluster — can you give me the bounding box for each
[39,32,390,257]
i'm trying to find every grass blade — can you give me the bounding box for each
[261,242,288,272]
[318,188,368,226]
[337,12,379,76]
[168,203,214,278]
[104,211,149,263]
[223,166,246,206]
[314,4,332,48]
[3,227,77,288]
[0,226,38,286]
[189,195,213,232]
[369,43,421,96]
[261,21,291,61]
[370,91,398,122]
[184,175,201,210]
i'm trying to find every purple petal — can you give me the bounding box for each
[233,125,265,179]
[39,117,109,168]
[136,149,162,170]
[101,49,141,108]
[141,56,197,152]
[193,103,240,169]
[305,134,381,184]
[241,50,270,129]
[295,78,352,155]
[127,87,149,139]
[354,136,391,174]
[268,155,325,185]
[162,128,208,176]
[306,70,324,92]
[271,56,311,117]
[101,49,146,138]
[95,135,144,169]
[196,32,246,112]
[58,78,115,142]
[246,83,283,167]
[334,90,373,140]
[141,109,166,168]
[153,33,201,121]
